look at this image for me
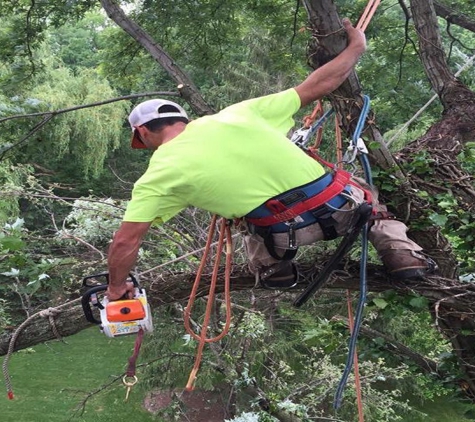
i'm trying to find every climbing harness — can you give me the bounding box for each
[245,170,355,261]
[81,273,153,400]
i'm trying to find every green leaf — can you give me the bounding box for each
[373,298,388,309]
[0,236,25,251]
[409,296,428,309]
[429,213,448,227]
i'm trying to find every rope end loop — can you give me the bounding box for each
[7,390,14,400]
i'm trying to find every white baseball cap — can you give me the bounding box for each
[128,99,188,149]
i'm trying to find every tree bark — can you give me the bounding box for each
[434,1,475,32]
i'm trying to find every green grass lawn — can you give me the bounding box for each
[2,326,475,422]
[1,327,156,422]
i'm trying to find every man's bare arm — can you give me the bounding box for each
[294,18,366,108]
[107,221,152,300]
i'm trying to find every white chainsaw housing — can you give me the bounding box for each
[99,288,153,338]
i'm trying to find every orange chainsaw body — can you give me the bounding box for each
[106,299,146,322]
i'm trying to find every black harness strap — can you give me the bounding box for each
[293,202,373,308]
[253,226,298,261]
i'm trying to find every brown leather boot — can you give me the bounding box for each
[380,250,437,280]
[259,261,298,290]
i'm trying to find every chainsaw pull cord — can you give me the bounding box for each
[184,215,233,391]
[333,94,372,411]
[122,327,144,390]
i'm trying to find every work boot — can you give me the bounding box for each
[259,262,298,290]
[380,250,437,280]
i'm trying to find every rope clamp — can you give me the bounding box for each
[290,127,312,148]
[343,137,368,164]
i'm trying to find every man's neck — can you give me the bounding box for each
[161,122,188,145]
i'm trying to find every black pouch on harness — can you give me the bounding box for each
[310,205,340,240]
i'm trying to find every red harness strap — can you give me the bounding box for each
[307,148,374,208]
[246,169,353,227]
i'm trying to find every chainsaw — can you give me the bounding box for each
[81,272,153,338]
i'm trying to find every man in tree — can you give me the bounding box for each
[107,19,436,300]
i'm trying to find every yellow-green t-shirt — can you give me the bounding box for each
[123,88,325,223]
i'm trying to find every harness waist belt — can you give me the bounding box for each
[246,170,352,229]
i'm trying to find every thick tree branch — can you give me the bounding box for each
[1,263,471,356]
[99,0,213,116]
[434,2,475,33]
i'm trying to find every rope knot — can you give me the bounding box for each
[39,307,61,318]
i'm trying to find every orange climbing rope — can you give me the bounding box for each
[357,0,381,31]
[347,291,365,422]
[183,215,233,391]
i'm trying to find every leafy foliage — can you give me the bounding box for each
[19,66,127,180]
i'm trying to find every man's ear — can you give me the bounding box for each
[135,125,148,137]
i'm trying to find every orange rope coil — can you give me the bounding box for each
[183,215,233,390]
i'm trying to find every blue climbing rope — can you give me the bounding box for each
[333,94,372,410]
[290,95,374,409]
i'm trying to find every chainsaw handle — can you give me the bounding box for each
[81,273,141,325]
[82,272,109,288]
[81,285,107,325]
[82,272,139,288]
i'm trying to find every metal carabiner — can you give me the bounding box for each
[324,192,359,213]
